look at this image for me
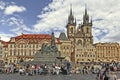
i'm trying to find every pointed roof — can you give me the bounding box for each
[83,5,89,24]
[85,5,88,16]
[68,5,74,24]
[59,32,68,41]
[90,16,92,25]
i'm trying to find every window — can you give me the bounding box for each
[29,45,31,48]
[90,55,92,57]
[18,50,19,56]
[14,50,16,56]
[14,60,16,63]
[76,55,78,57]
[87,27,89,33]
[77,40,82,45]
[10,60,12,63]
[24,50,26,56]
[10,50,12,56]
[82,55,83,57]
[36,45,38,48]
[88,55,89,57]
[70,27,73,33]
[21,44,23,48]
[10,44,12,48]
[33,45,35,48]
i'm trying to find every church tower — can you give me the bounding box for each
[82,7,93,46]
[66,6,76,62]
[66,6,76,41]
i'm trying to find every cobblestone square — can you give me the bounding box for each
[0,73,97,80]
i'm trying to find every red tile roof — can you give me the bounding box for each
[15,34,52,39]
[0,40,8,47]
[9,33,60,44]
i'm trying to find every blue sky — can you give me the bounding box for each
[0,0,120,43]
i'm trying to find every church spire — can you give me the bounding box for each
[85,4,87,16]
[68,4,74,24]
[83,5,89,24]
[70,4,72,16]
[90,16,92,25]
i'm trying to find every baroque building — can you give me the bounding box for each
[66,7,96,63]
[5,34,60,64]
[0,40,8,61]
[0,40,3,60]
[95,43,120,62]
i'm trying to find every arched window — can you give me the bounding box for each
[70,27,73,33]
[77,40,82,45]
[87,27,89,33]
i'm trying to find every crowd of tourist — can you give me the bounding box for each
[0,61,120,80]
[0,61,71,75]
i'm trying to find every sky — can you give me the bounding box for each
[0,0,120,44]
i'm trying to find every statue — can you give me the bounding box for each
[34,32,61,65]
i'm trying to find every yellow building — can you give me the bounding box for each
[58,32,72,62]
[6,33,60,64]
[95,42,120,62]
[0,40,8,62]
[75,45,96,63]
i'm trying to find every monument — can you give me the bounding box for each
[34,32,61,65]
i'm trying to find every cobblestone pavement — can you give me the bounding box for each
[1,73,120,80]
[0,73,96,80]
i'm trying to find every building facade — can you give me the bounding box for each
[5,34,60,64]
[66,7,95,63]
[0,40,8,61]
[95,43,120,62]
[59,32,72,62]
[0,40,3,61]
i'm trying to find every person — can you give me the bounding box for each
[108,72,117,80]
[66,61,71,75]
[19,67,24,75]
[61,66,67,75]
[55,65,60,75]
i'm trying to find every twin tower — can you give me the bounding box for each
[66,7,93,47]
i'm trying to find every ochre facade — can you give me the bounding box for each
[95,43,120,62]
[3,34,60,63]
[66,7,95,63]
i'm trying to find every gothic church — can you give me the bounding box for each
[65,7,96,63]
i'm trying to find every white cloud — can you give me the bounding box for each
[0,32,14,41]
[4,5,26,15]
[0,1,33,41]
[0,1,5,10]
[34,0,120,43]
[7,17,34,34]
